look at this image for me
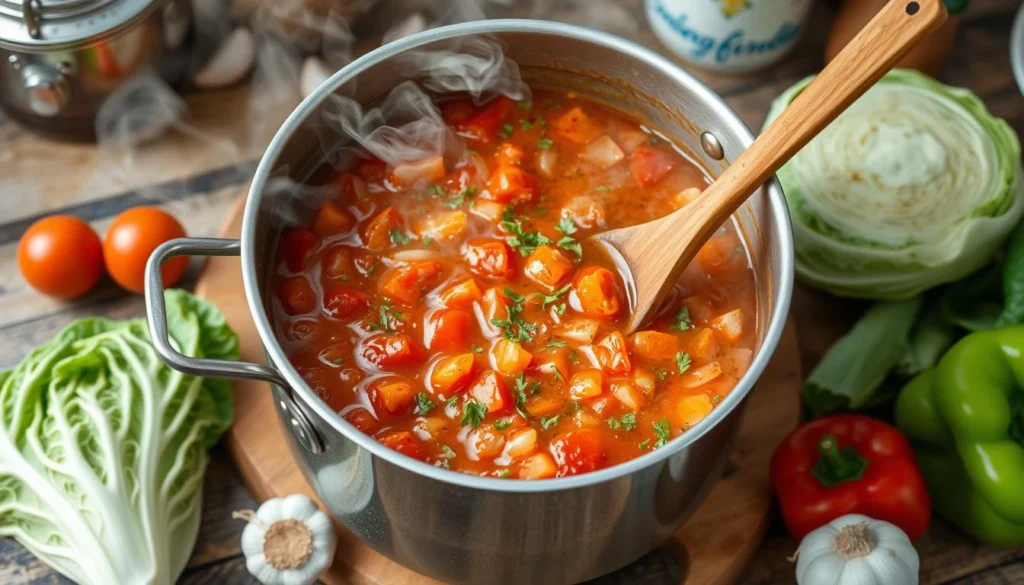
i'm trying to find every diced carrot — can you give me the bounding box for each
[468,426,505,460]
[610,379,646,411]
[630,331,679,362]
[391,156,445,186]
[378,261,444,305]
[594,332,631,374]
[497,143,526,166]
[322,286,370,320]
[414,210,468,241]
[553,106,602,144]
[675,394,714,429]
[629,145,675,185]
[440,278,483,309]
[470,199,506,223]
[551,430,606,476]
[688,328,719,362]
[486,165,537,204]
[490,339,533,376]
[425,309,473,351]
[481,287,510,324]
[531,350,569,383]
[504,428,538,458]
[361,334,423,369]
[312,200,356,237]
[562,196,605,229]
[413,416,451,440]
[463,238,515,279]
[633,368,658,395]
[517,452,558,479]
[524,245,573,289]
[568,369,603,400]
[343,407,379,434]
[525,395,563,418]
[468,370,513,413]
[682,362,723,388]
[370,377,418,413]
[321,245,354,279]
[363,207,402,249]
[696,236,744,276]
[710,309,744,342]
[573,266,622,319]
[280,228,320,272]
[378,430,426,460]
[430,354,477,394]
[278,276,316,315]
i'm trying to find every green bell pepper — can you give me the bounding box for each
[895,326,1024,546]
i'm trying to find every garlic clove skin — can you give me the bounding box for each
[238,494,337,585]
[300,57,335,98]
[795,514,919,585]
[193,27,256,89]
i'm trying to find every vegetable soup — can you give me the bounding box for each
[272,89,757,479]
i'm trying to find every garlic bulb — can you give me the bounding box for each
[236,494,336,585]
[795,514,919,585]
[193,27,256,89]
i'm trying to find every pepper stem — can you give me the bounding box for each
[810,435,869,488]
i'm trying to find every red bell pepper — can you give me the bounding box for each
[770,414,931,540]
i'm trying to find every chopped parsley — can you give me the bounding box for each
[471,344,484,354]
[552,368,564,383]
[638,439,651,450]
[607,418,621,430]
[712,394,722,404]
[607,412,637,431]
[516,100,532,110]
[555,217,583,259]
[512,372,540,419]
[676,352,692,375]
[596,185,613,192]
[653,419,671,448]
[440,444,456,459]
[445,187,477,209]
[414,392,435,415]
[367,300,403,333]
[498,123,514,139]
[545,339,567,349]
[389,229,411,246]
[497,468,513,478]
[539,415,560,430]
[428,184,445,197]
[461,400,487,427]
[422,236,434,246]
[520,119,535,131]
[671,307,693,331]
[532,284,571,314]
[494,417,514,430]
[446,395,459,408]
[501,207,552,256]
[491,287,538,343]
[655,368,671,381]
[568,349,579,364]
[537,138,554,150]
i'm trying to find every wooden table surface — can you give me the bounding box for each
[2,0,1023,583]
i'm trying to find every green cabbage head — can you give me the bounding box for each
[0,290,236,585]
[764,69,1024,299]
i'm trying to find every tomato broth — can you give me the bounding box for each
[272,89,757,479]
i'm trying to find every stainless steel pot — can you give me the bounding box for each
[0,0,190,139]
[144,20,793,585]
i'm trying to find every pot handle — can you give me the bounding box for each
[144,237,287,387]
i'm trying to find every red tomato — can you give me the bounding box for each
[551,430,607,477]
[355,158,388,186]
[379,261,444,305]
[468,371,513,413]
[103,207,188,294]
[361,334,423,369]
[629,146,676,185]
[280,228,320,273]
[312,201,355,237]
[425,308,473,351]
[462,238,514,279]
[486,165,537,203]
[278,276,317,315]
[343,407,380,434]
[323,286,370,320]
[363,207,402,249]
[377,431,426,460]
[17,215,103,299]
[445,97,514,142]
[321,245,355,280]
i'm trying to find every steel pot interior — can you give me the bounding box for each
[241,20,794,493]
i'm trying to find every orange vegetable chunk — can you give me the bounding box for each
[430,354,477,394]
[553,107,602,144]
[524,245,573,289]
[573,266,622,319]
[568,369,603,400]
[594,332,631,374]
[630,331,679,362]
[491,339,533,376]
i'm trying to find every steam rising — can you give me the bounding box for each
[396,36,529,104]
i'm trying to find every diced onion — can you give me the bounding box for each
[388,249,444,263]
[391,156,445,186]
[682,362,723,388]
[537,149,558,178]
[581,135,625,168]
[555,319,600,343]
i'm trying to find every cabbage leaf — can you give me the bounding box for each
[0,290,236,585]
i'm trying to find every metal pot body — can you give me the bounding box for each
[0,0,190,139]
[144,19,794,585]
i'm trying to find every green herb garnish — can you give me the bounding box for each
[540,415,560,430]
[471,344,484,354]
[620,412,637,431]
[446,395,459,408]
[498,123,514,139]
[532,284,571,314]
[428,184,445,197]
[638,439,651,450]
[461,400,487,427]
[367,300,404,333]
[676,352,692,375]
[494,417,513,430]
[555,217,583,259]
[497,468,512,478]
[653,419,671,448]
[422,236,434,246]
[445,187,477,209]
[491,287,538,343]
[389,229,411,246]
[596,185,612,192]
[537,138,554,150]
[440,444,456,459]
[671,307,692,331]
[501,207,552,256]
[520,119,535,131]
[516,100,532,110]
[414,392,435,415]
[545,339,567,349]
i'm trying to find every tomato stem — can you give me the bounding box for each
[811,434,868,488]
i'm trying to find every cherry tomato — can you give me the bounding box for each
[18,215,103,299]
[103,207,188,294]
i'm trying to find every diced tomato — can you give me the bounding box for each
[524,245,573,289]
[610,379,646,411]
[629,146,675,185]
[299,367,342,410]
[280,228,320,273]
[379,261,444,305]
[361,334,423,369]
[710,309,744,342]
[355,158,388,186]
[675,394,714,429]
[425,308,473,351]
[391,156,445,187]
[430,354,477,394]
[517,452,558,479]
[497,143,526,166]
[531,350,569,383]
[322,286,370,320]
[490,339,533,376]
[568,369,603,400]
[363,207,402,249]
[312,201,355,237]
[369,377,418,414]
[414,210,468,241]
[468,370,513,413]
[440,278,483,308]
[278,276,316,315]
[282,319,320,343]
[440,98,477,125]
[553,107,602,144]
[377,430,426,460]
[550,430,606,476]
[463,238,515,279]
[594,331,631,374]
[321,245,355,280]
[525,395,564,418]
[573,266,623,319]
[354,250,380,277]
[688,328,719,362]
[630,331,679,363]
[446,97,514,142]
[562,196,605,229]
[343,407,379,434]
[486,165,537,204]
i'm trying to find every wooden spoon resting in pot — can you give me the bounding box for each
[593,0,948,334]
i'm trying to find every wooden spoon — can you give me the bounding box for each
[593,0,948,334]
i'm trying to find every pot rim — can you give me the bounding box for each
[241,19,794,494]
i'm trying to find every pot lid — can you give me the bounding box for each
[0,0,163,51]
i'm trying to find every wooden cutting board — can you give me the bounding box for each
[194,197,803,585]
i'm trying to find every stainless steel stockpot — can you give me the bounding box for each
[145,20,794,585]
